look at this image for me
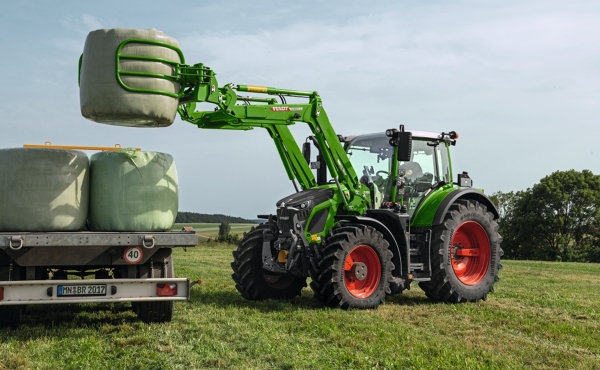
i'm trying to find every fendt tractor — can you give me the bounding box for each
[91,34,503,310]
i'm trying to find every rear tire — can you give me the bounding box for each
[310,224,393,309]
[231,224,306,300]
[419,199,503,302]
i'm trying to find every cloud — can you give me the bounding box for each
[59,14,108,35]
[81,14,104,31]
[175,7,600,119]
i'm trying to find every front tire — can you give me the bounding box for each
[311,224,393,309]
[419,199,503,302]
[231,224,306,300]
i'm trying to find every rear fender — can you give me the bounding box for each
[432,188,500,225]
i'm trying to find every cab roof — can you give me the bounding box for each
[345,130,445,144]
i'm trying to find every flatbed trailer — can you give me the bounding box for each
[0,230,198,328]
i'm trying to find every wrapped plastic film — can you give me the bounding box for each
[0,149,89,232]
[80,28,182,127]
[88,150,179,231]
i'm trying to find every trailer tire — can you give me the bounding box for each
[0,264,24,329]
[137,301,174,323]
[231,224,306,300]
[311,224,393,309]
[419,199,503,303]
[0,305,22,329]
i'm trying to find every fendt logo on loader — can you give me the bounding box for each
[270,107,302,112]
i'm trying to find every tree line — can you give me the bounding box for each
[490,170,600,262]
[175,212,254,224]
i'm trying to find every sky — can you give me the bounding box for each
[1,1,599,219]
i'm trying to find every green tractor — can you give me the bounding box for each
[231,128,503,309]
[93,35,503,309]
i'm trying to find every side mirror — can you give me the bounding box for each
[302,142,311,165]
[397,132,412,162]
[386,125,412,162]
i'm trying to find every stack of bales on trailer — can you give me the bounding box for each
[0,148,178,232]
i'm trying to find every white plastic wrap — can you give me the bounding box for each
[88,150,179,232]
[0,149,89,232]
[80,28,181,127]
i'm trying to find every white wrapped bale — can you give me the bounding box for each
[0,149,89,232]
[80,28,182,127]
[88,150,179,232]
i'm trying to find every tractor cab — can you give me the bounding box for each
[345,131,452,216]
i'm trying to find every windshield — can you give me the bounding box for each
[347,133,451,216]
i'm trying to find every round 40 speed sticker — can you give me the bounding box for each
[124,246,144,265]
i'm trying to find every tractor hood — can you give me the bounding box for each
[276,188,334,209]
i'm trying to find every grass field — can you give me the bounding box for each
[1,234,600,369]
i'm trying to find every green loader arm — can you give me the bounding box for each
[113,39,365,211]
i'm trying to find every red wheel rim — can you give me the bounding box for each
[343,245,381,298]
[450,221,491,286]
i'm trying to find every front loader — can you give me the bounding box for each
[94,36,503,309]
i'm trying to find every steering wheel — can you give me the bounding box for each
[376,170,389,176]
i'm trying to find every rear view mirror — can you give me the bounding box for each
[302,142,311,165]
[397,132,412,162]
[386,125,412,162]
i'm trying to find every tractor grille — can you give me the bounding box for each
[277,208,309,233]
[277,208,294,233]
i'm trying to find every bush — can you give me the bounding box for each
[216,222,239,244]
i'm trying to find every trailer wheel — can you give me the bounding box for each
[311,224,393,309]
[0,305,22,329]
[137,301,174,323]
[0,265,24,329]
[419,199,503,303]
[231,224,306,300]
[135,250,176,323]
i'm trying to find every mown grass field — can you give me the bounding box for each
[1,225,600,369]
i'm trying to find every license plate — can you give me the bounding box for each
[57,284,107,297]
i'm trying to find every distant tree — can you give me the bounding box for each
[509,170,600,262]
[489,190,528,259]
[215,221,239,244]
[218,222,231,241]
[175,212,255,224]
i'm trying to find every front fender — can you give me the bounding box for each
[334,215,403,277]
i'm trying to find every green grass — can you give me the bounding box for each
[1,246,600,369]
